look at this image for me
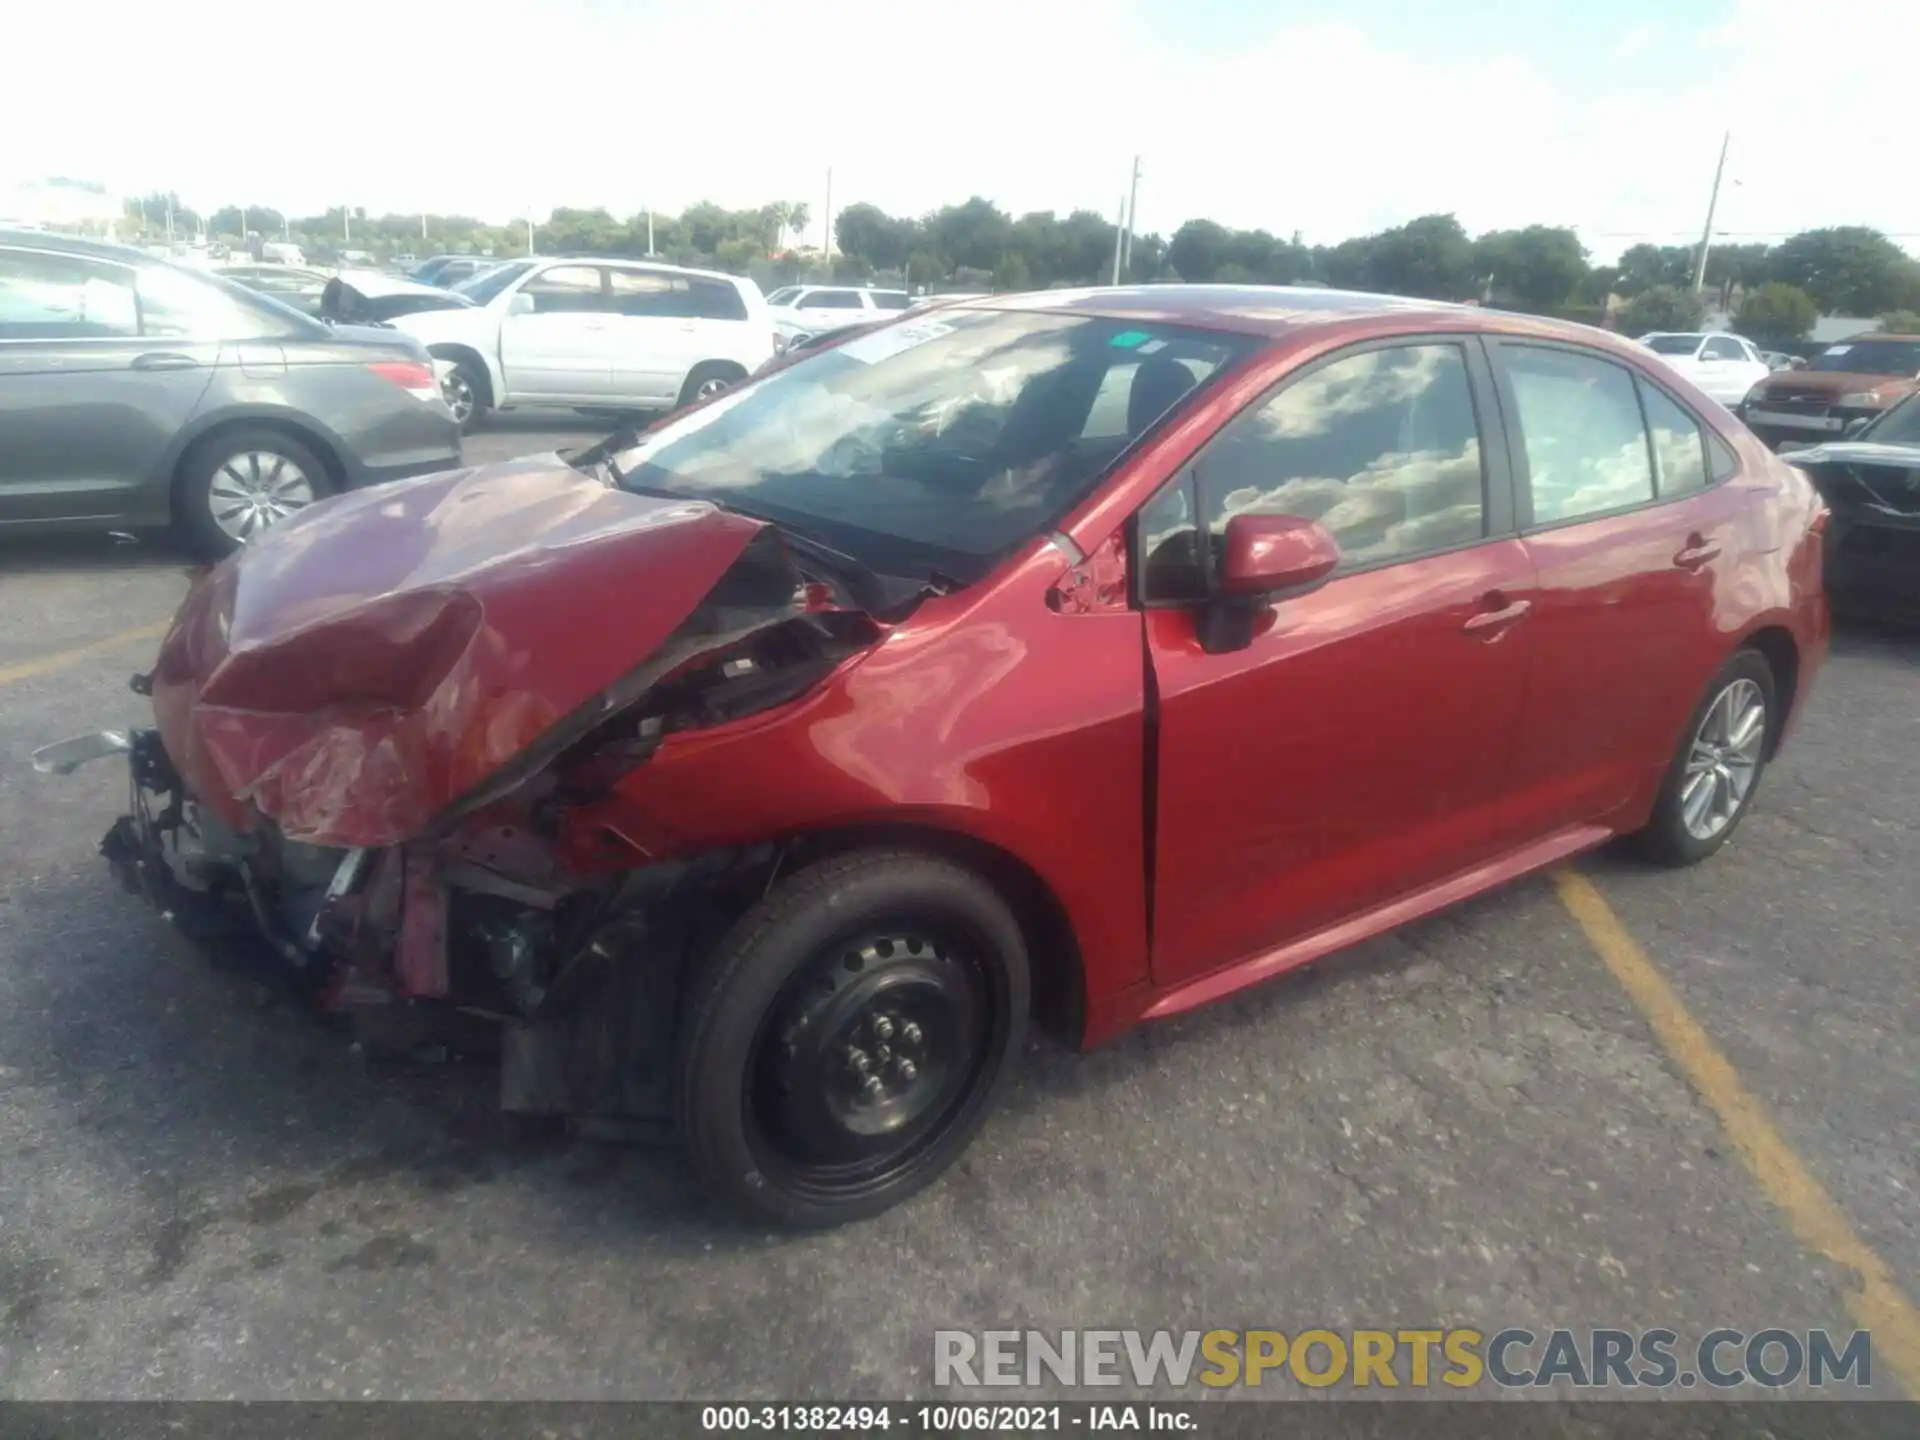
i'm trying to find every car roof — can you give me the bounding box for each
[553,255,749,286]
[956,283,1599,343]
[0,227,155,263]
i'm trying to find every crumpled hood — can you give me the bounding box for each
[149,456,776,848]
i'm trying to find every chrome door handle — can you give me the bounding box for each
[1462,598,1533,636]
[1673,541,1721,570]
[130,352,199,371]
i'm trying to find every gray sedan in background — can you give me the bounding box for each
[0,229,462,557]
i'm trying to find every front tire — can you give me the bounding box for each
[174,428,331,560]
[678,850,1029,1227]
[1632,648,1777,867]
[440,357,490,433]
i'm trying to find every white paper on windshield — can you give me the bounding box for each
[1824,344,1852,356]
[836,318,956,365]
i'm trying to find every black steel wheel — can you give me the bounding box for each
[678,850,1029,1226]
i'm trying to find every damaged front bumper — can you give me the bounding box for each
[35,721,718,1133]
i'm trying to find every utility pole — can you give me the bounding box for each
[1691,130,1730,294]
[1110,196,1126,285]
[1122,154,1141,276]
[526,214,536,256]
[823,167,833,260]
[165,195,174,241]
[421,211,428,241]
[646,208,656,257]
[344,204,351,244]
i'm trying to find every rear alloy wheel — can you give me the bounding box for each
[175,428,331,559]
[677,362,743,409]
[1633,649,1778,866]
[678,850,1029,1226]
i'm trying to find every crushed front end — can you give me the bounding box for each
[37,457,882,1130]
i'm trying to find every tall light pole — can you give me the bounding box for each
[823,167,833,260]
[526,214,536,256]
[646,207,656,257]
[1110,196,1126,285]
[343,203,351,244]
[1691,131,1731,295]
[1122,154,1142,276]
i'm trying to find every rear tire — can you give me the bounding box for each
[678,849,1029,1227]
[677,362,745,409]
[174,428,332,560]
[1631,648,1777,867]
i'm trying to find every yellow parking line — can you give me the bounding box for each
[0,622,168,688]
[1555,869,1920,1398]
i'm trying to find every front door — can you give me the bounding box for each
[498,264,617,400]
[1143,337,1537,989]
[1490,340,1747,831]
[0,245,217,524]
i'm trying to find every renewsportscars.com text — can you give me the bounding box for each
[933,1327,1873,1390]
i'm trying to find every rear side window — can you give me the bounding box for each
[1505,346,1655,523]
[138,266,284,340]
[1637,381,1708,496]
[1701,336,1745,361]
[800,289,863,309]
[688,278,748,322]
[0,248,136,339]
[872,291,911,310]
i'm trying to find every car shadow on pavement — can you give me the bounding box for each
[9,859,1536,1259]
[0,531,199,576]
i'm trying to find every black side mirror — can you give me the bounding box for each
[1197,514,1341,655]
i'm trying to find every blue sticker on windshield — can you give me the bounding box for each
[1109,330,1151,349]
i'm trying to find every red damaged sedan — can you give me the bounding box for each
[38,287,1829,1225]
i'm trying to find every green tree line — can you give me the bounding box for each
[114,192,1920,341]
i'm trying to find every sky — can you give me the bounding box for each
[6,0,1916,264]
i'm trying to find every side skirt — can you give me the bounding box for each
[1138,822,1614,1023]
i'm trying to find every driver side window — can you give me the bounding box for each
[1136,342,1489,602]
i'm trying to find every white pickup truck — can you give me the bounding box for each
[388,257,776,429]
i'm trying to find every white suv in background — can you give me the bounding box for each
[387,258,775,429]
[1637,332,1772,408]
[766,285,911,339]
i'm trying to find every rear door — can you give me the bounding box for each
[1144,336,1538,989]
[0,244,218,523]
[498,264,616,399]
[604,268,705,404]
[1488,339,1746,832]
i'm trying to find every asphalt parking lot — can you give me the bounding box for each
[1,412,1915,1405]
